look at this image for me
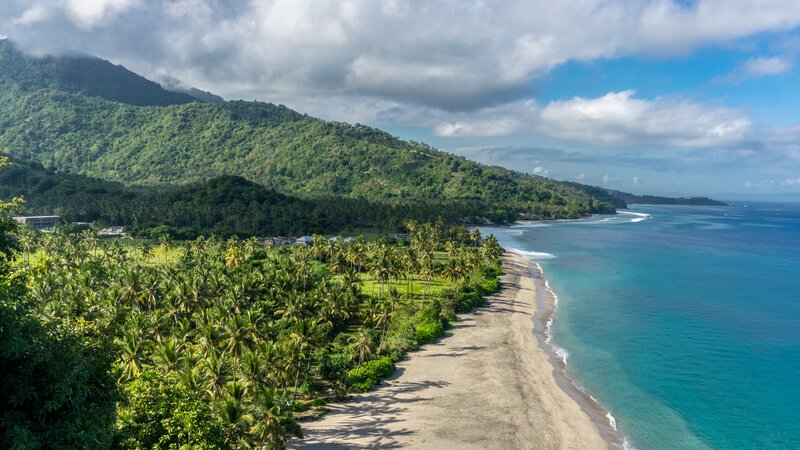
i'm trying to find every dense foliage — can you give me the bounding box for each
[6,219,503,448]
[0,40,615,221]
[1,159,508,236]
[0,159,117,448]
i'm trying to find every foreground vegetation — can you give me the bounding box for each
[1,205,503,448]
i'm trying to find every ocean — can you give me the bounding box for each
[482,203,800,449]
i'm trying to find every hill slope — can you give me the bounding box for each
[1,158,503,236]
[0,40,617,220]
[0,39,198,106]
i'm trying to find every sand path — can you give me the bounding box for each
[292,253,608,449]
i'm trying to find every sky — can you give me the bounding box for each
[2,0,800,196]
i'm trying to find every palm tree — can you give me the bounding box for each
[348,328,373,373]
[289,318,327,401]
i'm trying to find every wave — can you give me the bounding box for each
[535,262,631,449]
[619,210,651,223]
[508,248,556,260]
[618,210,650,217]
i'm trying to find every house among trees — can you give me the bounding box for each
[295,235,314,245]
[13,215,61,230]
[98,226,126,237]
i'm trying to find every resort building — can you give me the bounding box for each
[13,215,61,230]
[295,236,314,245]
[98,226,126,237]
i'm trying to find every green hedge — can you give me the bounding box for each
[346,357,396,393]
[414,321,445,345]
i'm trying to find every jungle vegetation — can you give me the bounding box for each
[2,202,504,448]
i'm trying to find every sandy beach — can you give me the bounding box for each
[293,252,609,449]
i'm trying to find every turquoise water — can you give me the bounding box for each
[483,203,800,449]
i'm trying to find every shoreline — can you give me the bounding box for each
[293,252,610,449]
[528,260,626,449]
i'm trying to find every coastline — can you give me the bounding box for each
[528,260,626,449]
[293,252,609,449]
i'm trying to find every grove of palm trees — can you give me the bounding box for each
[0,208,503,449]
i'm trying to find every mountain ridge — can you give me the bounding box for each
[0,40,725,224]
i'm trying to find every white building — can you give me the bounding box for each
[13,215,60,230]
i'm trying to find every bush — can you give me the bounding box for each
[346,357,396,393]
[319,352,350,383]
[414,320,444,345]
[459,291,483,311]
[479,277,500,294]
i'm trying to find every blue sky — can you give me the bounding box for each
[2,1,800,196]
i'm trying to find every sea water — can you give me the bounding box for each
[483,203,800,449]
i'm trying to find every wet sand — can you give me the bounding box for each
[293,253,608,449]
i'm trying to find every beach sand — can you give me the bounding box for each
[292,253,609,449]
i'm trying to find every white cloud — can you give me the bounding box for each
[5,0,800,110]
[744,180,775,189]
[63,0,139,29]
[633,176,641,186]
[718,55,794,83]
[575,173,586,182]
[435,90,753,149]
[743,56,793,76]
[12,4,49,26]
[533,166,549,175]
[538,90,752,147]
[782,178,800,186]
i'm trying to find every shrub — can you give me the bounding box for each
[479,277,500,294]
[346,357,396,393]
[414,320,444,345]
[459,291,482,311]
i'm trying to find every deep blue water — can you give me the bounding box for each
[483,203,800,449]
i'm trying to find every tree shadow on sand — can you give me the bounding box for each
[292,378,451,448]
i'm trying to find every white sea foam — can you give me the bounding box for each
[554,346,569,365]
[537,262,631,449]
[607,412,618,430]
[619,210,651,223]
[619,211,649,217]
[508,248,556,260]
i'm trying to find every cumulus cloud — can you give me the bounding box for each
[4,0,800,110]
[532,166,549,175]
[743,56,793,76]
[783,178,800,186]
[539,90,752,147]
[575,173,586,182]
[435,90,753,149]
[717,55,794,83]
[633,176,641,186]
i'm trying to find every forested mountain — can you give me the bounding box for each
[0,39,200,106]
[0,40,615,220]
[601,189,727,206]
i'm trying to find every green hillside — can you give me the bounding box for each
[0,40,615,220]
[0,158,496,236]
[0,39,198,106]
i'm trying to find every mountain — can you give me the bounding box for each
[158,76,226,104]
[601,189,727,206]
[0,39,197,106]
[0,40,616,221]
